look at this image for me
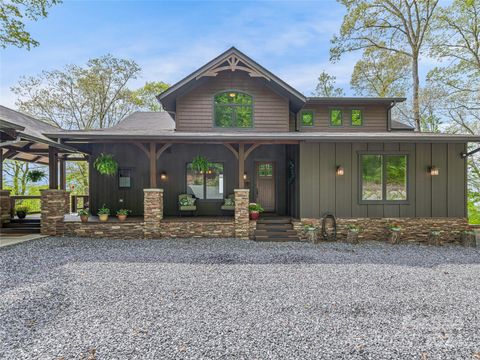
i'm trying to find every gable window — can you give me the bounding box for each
[330,109,342,126]
[214,92,253,128]
[300,110,314,126]
[351,109,363,126]
[186,163,224,200]
[360,154,407,202]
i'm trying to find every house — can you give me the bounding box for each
[1,47,479,242]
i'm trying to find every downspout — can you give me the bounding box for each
[0,136,22,147]
[386,101,396,132]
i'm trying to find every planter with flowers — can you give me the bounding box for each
[387,224,401,244]
[97,204,110,222]
[346,224,361,244]
[78,208,89,223]
[304,223,318,244]
[116,208,131,222]
[248,203,264,220]
[16,205,28,220]
[428,229,442,246]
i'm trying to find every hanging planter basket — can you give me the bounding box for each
[94,153,118,176]
[191,155,211,173]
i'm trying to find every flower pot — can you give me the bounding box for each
[306,229,318,244]
[388,230,401,244]
[249,211,260,220]
[428,232,441,246]
[98,214,109,222]
[347,230,359,244]
[16,210,27,219]
[80,215,89,223]
[461,232,476,247]
[117,214,127,222]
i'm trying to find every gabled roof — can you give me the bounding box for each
[157,47,307,114]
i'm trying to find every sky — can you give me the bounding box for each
[0,0,439,109]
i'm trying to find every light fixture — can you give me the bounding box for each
[429,166,439,176]
[229,92,236,98]
[243,173,247,180]
[160,172,167,180]
[336,166,344,176]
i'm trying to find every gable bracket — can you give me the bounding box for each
[196,54,270,80]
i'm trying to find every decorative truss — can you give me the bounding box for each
[196,54,270,80]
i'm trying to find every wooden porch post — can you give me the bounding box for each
[238,143,245,189]
[48,147,58,189]
[0,149,3,190]
[59,156,66,190]
[149,142,157,188]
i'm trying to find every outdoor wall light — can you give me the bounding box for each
[336,166,345,176]
[243,173,248,180]
[429,166,439,176]
[160,172,167,180]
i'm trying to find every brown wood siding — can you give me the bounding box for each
[298,104,388,132]
[299,141,467,219]
[176,71,290,132]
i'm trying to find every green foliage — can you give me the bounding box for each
[97,204,110,215]
[468,192,480,225]
[191,156,211,173]
[77,208,89,216]
[248,203,264,213]
[15,205,28,213]
[0,0,60,50]
[347,224,361,233]
[133,81,170,111]
[330,109,342,126]
[351,110,362,126]
[312,71,344,97]
[26,169,46,183]
[116,209,131,216]
[94,153,118,176]
[301,111,314,126]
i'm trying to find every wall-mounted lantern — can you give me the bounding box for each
[160,171,167,180]
[243,173,248,180]
[336,166,345,176]
[429,166,439,176]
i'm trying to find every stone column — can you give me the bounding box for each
[41,189,67,236]
[144,189,163,239]
[0,190,11,228]
[64,192,71,214]
[234,189,250,239]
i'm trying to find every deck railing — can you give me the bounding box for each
[10,195,42,216]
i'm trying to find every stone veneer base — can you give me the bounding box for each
[293,217,471,244]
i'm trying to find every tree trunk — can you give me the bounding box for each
[412,54,421,131]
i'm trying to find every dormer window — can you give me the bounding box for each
[214,91,253,128]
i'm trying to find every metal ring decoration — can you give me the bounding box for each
[321,213,337,241]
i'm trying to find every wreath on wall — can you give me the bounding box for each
[94,153,118,176]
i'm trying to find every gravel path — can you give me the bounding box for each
[1,237,479,359]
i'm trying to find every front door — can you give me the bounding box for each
[255,162,275,212]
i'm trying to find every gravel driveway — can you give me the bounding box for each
[1,237,479,359]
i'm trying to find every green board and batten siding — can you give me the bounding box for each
[299,142,467,219]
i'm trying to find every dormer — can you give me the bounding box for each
[157,47,306,132]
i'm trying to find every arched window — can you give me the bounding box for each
[214,91,253,128]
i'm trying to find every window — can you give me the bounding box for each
[258,163,273,177]
[360,154,407,202]
[118,168,132,189]
[301,110,314,126]
[330,109,342,126]
[186,163,224,200]
[351,109,363,126]
[214,92,253,128]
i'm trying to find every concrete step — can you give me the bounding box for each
[256,223,292,230]
[257,218,292,225]
[255,229,298,236]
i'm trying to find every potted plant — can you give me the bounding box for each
[304,223,318,244]
[78,208,89,223]
[248,203,264,220]
[116,208,131,222]
[191,155,211,173]
[461,230,476,247]
[26,169,46,183]
[428,229,442,246]
[387,224,401,244]
[94,153,118,176]
[16,205,28,220]
[346,224,361,244]
[97,204,110,222]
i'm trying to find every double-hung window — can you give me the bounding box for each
[360,154,408,202]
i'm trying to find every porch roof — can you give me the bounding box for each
[45,128,480,143]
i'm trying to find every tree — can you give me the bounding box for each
[0,0,60,50]
[133,81,169,111]
[312,71,345,97]
[427,0,480,223]
[351,49,410,97]
[11,54,141,130]
[331,0,440,130]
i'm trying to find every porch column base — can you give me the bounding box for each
[0,190,11,228]
[41,189,67,236]
[144,189,163,239]
[234,189,250,239]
